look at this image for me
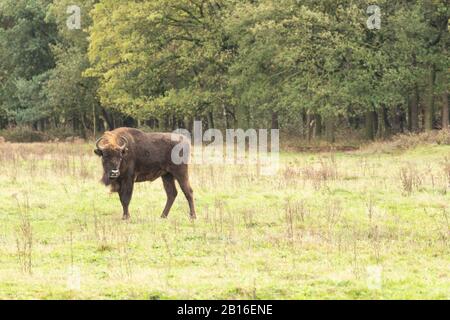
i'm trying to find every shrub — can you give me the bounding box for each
[0,127,50,142]
[0,126,83,143]
[399,164,423,195]
[363,130,450,153]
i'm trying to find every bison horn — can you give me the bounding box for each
[119,136,128,150]
[95,137,105,151]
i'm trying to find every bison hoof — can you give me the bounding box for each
[122,214,130,220]
[160,214,168,219]
[189,214,197,220]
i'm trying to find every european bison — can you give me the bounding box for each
[94,127,196,220]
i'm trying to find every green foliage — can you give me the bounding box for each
[44,0,100,131]
[0,0,57,124]
[86,0,234,126]
[0,126,50,142]
[0,0,448,137]
[85,0,448,132]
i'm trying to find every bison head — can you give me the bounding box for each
[94,135,128,183]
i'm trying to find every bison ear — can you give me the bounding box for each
[94,149,103,157]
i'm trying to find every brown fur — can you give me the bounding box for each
[98,131,127,150]
[95,127,196,220]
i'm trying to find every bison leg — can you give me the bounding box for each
[175,174,196,220]
[119,178,134,220]
[161,174,178,219]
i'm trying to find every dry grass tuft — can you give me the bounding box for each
[302,156,338,189]
[399,164,423,195]
[363,130,450,153]
[14,195,33,275]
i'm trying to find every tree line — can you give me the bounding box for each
[0,0,448,141]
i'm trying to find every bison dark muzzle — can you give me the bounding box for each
[94,127,196,220]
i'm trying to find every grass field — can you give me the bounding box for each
[0,141,449,299]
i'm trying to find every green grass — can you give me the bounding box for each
[0,142,449,299]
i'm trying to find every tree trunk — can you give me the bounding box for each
[409,85,419,132]
[223,105,229,129]
[424,67,436,131]
[271,111,279,130]
[172,115,177,130]
[393,105,405,134]
[80,112,88,138]
[188,117,194,133]
[377,105,391,138]
[315,114,322,138]
[306,112,313,142]
[325,116,335,143]
[72,117,79,132]
[442,90,449,130]
[207,111,215,129]
[92,105,96,139]
[301,111,307,139]
[365,110,377,140]
[101,108,114,130]
[163,115,170,131]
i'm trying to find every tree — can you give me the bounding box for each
[86,0,235,131]
[0,0,57,128]
[45,0,102,136]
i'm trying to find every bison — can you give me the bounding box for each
[94,127,196,220]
